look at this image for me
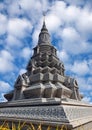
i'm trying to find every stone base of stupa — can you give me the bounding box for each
[0,98,92,130]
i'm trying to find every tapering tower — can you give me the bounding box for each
[4,20,82,102]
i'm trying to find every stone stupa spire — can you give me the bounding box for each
[4,15,82,101]
[41,13,47,31]
[38,14,51,45]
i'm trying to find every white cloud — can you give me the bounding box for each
[87,77,92,84]
[64,0,86,6]
[6,35,22,47]
[21,47,32,59]
[19,68,26,75]
[32,29,40,46]
[19,0,42,24]
[76,9,92,38]
[65,5,81,23]
[0,50,12,60]
[62,27,80,43]
[59,27,92,55]
[71,61,89,76]
[77,77,92,91]
[88,59,92,75]
[20,0,42,13]
[44,1,66,32]
[0,3,5,11]
[0,81,12,93]
[7,1,23,17]
[6,18,33,48]
[7,18,33,39]
[51,1,66,20]
[19,0,36,11]
[57,50,69,62]
[0,13,7,35]
[0,80,12,102]
[0,93,7,102]
[82,96,91,103]
[46,14,61,32]
[0,50,15,73]
[40,0,50,12]
[90,92,92,96]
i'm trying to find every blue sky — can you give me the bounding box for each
[0,0,92,103]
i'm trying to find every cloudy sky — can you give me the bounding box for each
[0,0,92,103]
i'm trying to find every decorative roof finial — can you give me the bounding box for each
[43,11,46,24]
[38,12,50,45]
[41,11,47,31]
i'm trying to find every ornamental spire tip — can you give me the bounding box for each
[43,11,46,24]
[41,12,47,31]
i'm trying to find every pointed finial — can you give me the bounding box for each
[42,11,47,31]
[38,12,50,45]
[43,11,46,24]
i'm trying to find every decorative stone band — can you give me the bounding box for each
[0,106,68,122]
[0,101,92,129]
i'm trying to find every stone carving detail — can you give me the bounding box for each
[0,106,66,122]
[4,21,82,102]
[0,106,92,122]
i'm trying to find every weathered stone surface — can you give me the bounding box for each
[0,99,92,129]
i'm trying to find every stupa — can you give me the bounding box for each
[5,21,82,102]
[0,20,92,130]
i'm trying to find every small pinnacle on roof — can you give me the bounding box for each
[43,12,46,23]
[38,12,50,45]
[41,12,47,31]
